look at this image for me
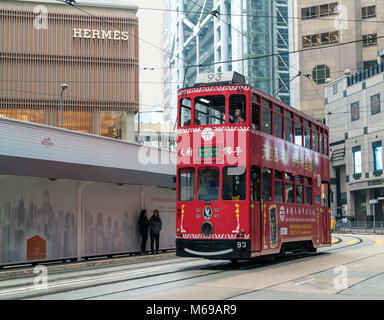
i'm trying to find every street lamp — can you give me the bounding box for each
[60,83,68,128]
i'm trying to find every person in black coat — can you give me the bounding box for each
[138,209,149,254]
[149,209,162,254]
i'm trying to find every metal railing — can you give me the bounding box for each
[333,220,384,234]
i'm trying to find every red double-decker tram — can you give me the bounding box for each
[176,72,331,260]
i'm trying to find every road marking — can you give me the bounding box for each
[331,239,338,244]
[294,278,316,286]
[345,240,358,245]
[374,240,383,246]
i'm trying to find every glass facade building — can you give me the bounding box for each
[163,0,291,125]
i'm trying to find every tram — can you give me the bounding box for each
[175,71,331,260]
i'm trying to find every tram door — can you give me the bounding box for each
[251,166,261,251]
[322,182,331,244]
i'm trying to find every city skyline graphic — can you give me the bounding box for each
[0,176,176,264]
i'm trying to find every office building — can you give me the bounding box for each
[292,0,384,120]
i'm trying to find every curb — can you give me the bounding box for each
[0,251,176,279]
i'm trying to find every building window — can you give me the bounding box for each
[373,141,383,172]
[371,93,381,115]
[312,65,331,84]
[362,6,376,19]
[353,146,362,176]
[351,101,360,121]
[362,33,377,47]
[301,3,338,20]
[302,31,339,49]
[363,60,378,70]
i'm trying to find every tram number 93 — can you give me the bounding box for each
[207,72,223,82]
[236,241,247,249]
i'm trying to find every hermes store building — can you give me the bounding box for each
[0,0,139,141]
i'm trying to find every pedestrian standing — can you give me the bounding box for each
[149,209,162,254]
[138,209,149,254]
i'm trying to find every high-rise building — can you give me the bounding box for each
[325,62,384,222]
[163,0,292,126]
[0,0,139,141]
[292,0,384,120]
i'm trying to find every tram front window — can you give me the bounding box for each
[178,168,195,201]
[198,168,220,201]
[222,166,246,200]
[194,95,225,125]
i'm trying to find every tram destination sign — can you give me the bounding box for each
[199,146,218,159]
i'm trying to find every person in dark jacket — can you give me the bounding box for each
[138,209,149,254]
[149,209,162,254]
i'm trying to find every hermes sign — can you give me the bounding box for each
[73,29,129,41]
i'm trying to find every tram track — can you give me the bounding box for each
[224,250,384,300]
[0,234,366,300]
[81,234,367,300]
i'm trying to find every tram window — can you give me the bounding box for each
[325,133,329,155]
[312,130,319,152]
[252,94,260,103]
[320,133,324,154]
[251,166,261,201]
[295,122,303,146]
[222,166,246,200]
[285,172,294,181]
[305,177,312,205]
[195,95,225,125]
[286,183,294,203]
[262,99,272,108]
[304,126,311,149]
[274,170,284,202]
[198,168,220,201]
[262,168,272,201]
[252,103,260,130]
[296,176,304,204]
[229,94,247,124]
[321,182,330,207]
[180,98,191,127]
[285,118,293,142]
[262,107,272,134]
[178,168,195,201]
[274,112,283,139]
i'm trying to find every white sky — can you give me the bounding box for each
[79,0,166,123]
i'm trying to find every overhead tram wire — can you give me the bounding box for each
[125,34,384,73]
[136,6,384,24]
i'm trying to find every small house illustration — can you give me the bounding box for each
[27,235,47,261]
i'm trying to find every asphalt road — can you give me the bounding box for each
[0,234,383,300]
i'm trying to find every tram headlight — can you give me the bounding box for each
[201,222,213,236]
